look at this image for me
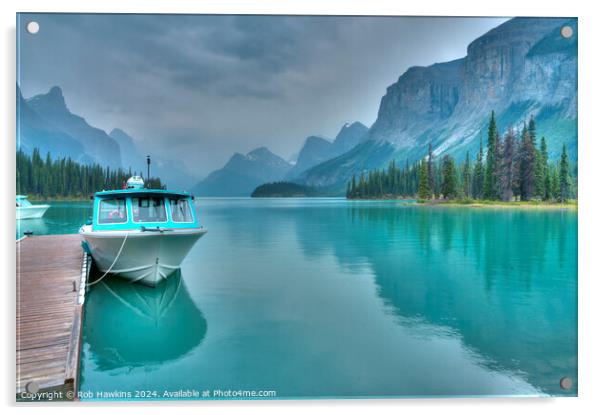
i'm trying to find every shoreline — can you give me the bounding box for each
[347,197,577,210]
[420,201,577,210]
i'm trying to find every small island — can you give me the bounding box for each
[251,182,322,198]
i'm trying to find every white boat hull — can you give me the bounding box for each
[16,205,50,220]
[80,226,207,286]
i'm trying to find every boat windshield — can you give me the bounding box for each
[169,198,193,222]
[132,196,167,223]
[99,198,127,224]
[16,198,32,207]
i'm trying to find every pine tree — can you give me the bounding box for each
[528,114,537,144]
[544,166,552,201]
[359,173,366,198]
[472,137,484,199]
[536,137,549,200]
[493,130,504,199]
[427,143,435,193]
[441,155,458,199]
[461,152,471,198]
[484,111,499,199]
[500,128,516,202]
[550,166,560,201]
[559,144,570,203]
[534,141,546,199]
[434,158,443,198]
[15,148,164,198]
[519,123,536,200]
[418,160,432,200]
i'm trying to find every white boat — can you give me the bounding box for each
[16,195,50,219]
[80,176,207,286]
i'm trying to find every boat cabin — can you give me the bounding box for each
[16,195,33,208]
[92,188,198,231]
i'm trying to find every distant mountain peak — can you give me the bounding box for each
[193,146,291,196]
[28,85,67,112]
[48,86,64,99]
[110,127,127,136]
[109,128,136,144]
[43,86,67,108]
[248,146,271,157]
[305,135,332,145]
[23,85,122,167]
[335,121,368,140]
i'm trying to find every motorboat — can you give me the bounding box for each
[16,195,49,219]
[80,176,207,286]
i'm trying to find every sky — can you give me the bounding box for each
[18,14,508,178]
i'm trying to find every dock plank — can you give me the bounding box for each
[16,234,86,401]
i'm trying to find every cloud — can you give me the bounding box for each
[18,14,508,176]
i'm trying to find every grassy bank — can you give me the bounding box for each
[417,198,577,209]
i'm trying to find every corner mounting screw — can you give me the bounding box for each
[559,376,573,390]
[560,26,573,39]
[25,381,39,393]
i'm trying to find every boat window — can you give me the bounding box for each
[17,198,32,207]
[132,197,167,223]
[98,198,127,224]
[169,198,193,222]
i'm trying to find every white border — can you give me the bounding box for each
[3,1,602,414]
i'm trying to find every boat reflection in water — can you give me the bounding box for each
[83,271,206,371]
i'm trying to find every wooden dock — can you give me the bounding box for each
[16,234,88,401]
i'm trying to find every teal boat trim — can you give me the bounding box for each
[92,190,200,232]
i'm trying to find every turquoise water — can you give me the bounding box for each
[24,199,578,398]
[16,201,91,239]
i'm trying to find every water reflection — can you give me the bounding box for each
[294,204,577,395]
[78,199,577,398]
[16,201,92,238]
[16,218,48,237]
[83,271,207,371]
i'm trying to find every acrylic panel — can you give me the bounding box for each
[16,13,578,401]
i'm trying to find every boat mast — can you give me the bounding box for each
[146,155,151,187]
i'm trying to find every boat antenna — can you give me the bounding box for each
[146,155,151,187]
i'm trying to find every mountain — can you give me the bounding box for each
[25,86,122,168]
[17,86,89,162]
[109,128,199,191]
[332,121,369,154]
[16,85,199,190]
[286,122,368,179]
[286,135,335,179]
[192,147,292,196]
[300,140,396,193]
[302,17,577,192]
[110,128,142,171]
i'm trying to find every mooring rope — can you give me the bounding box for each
[86,232,129,287]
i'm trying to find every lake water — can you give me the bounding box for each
[19,199,578,398]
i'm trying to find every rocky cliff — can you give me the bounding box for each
[303,17,577,192]
[286,121,368,180]
[26,86,122,168]
[370,17,576,160]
